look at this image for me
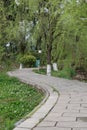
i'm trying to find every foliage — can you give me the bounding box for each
[55,68,76,79]
[18,54,36,67]
[0,0,36,61]
[33,0,62,64]
[0,73,44,130]
[52,0,87,73]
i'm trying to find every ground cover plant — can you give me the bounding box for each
[0,73,44,130]
[33,68,76,79]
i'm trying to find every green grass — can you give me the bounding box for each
[33,68,46,75]
[0,73,44,130]
[33,68,76,79]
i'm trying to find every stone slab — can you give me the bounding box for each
[63,112,87,117]
[57,122,87,127]
[17,118,39,128]
[44,116,76,122]
[73,128,87,130]
[33,127,71,130]
[14,128,30,130]
[38,121,56,127]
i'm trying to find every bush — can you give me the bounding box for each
[18,55,36,67]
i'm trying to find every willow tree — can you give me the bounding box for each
[14,0,43,56]
[0,1,5,61]
[33,0,62,75]
[52,0,87,72]
[0,0,13,61]
[0,0,37,68]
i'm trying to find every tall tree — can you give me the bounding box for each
[33,0,62,75]
[52,0,87,72]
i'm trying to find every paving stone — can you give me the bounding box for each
[80,110,87,113]
[63,112,87,117]
[81,104,87,107]
[70,99,82,102]
[57,122,87,127]
[13,128,30,130]
[65,109,79,113]
[45,112,62,118]
[33,127,71,130]
[68,104,81,107]
[32,112,46,119]
[67,106,81,110]
[37,104,54,113]
[73,128,87,130]
[17,118,39,128]
[44,116,76,122]
[51,108,67,113]
[57,100,70,104]
[70,101,87,104]
[38,121,56,127]
[81,107,87,110]
[77,117,87,122]
[61,96,70,99]
[52,104,67,109]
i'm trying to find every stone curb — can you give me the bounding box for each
[8,70,59,130]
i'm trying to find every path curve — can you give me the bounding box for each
[8,68,87,130]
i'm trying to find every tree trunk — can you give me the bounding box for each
[47,44,52,76]
[47,64,51,76]
[19,63,23,69]
[47,47,51,64]
[53,63,58,71]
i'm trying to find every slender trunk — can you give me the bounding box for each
[47,64,51,76]
[47,47,51,64]
[47,44,52,76]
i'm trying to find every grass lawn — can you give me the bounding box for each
[33,68,76,79]
[0,73,44,130]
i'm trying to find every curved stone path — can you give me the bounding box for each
[8,68,87,130]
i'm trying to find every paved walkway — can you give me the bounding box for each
[8,68,87,130]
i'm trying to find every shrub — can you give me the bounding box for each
[18,55,36,67]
